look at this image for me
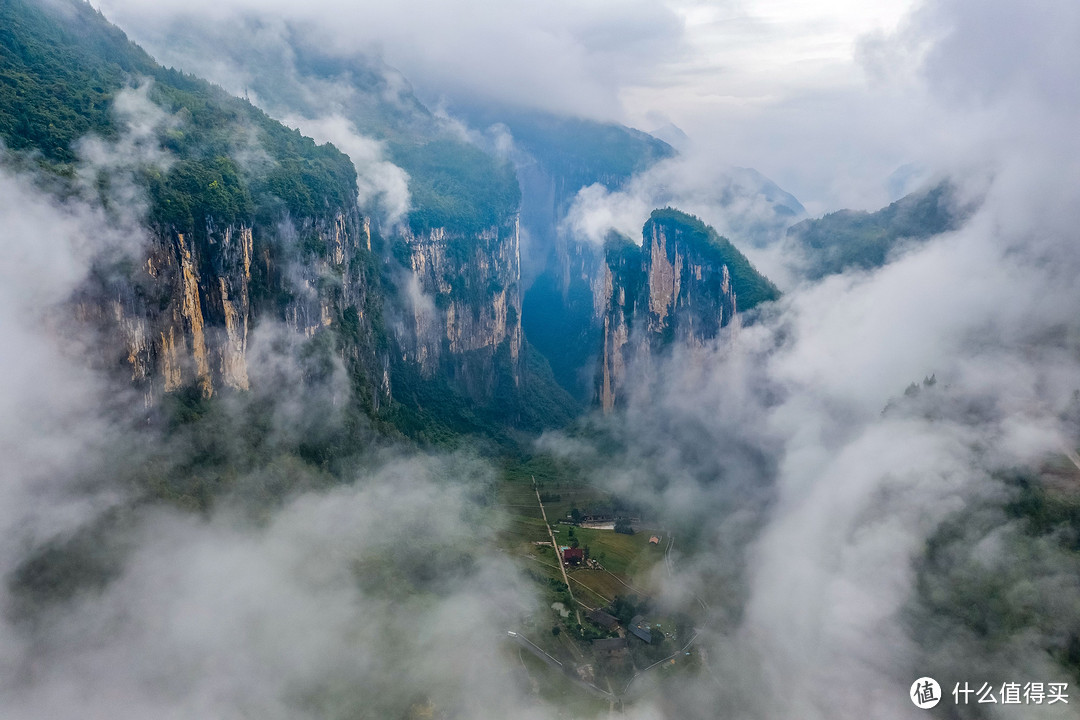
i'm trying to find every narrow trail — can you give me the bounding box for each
[534,476,583,627]
[602,568,649,597]
[516,553,608,608]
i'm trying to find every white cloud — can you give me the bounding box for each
[283,113,411,228]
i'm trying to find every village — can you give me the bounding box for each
[492,465,703,708]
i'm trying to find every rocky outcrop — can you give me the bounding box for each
[84,209,386,408]
[597,249,637,414]
[80,198,527,417]
[397,218,523,400]
[596,209,778,411]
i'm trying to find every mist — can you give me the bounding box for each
[6,0,1080,718]
[540,2,1080,717]
[0,78,539,720]
[0,161,547,720]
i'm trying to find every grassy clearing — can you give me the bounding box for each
[514,645,611,717]
[566,569,625,606]
[573,526,665,577]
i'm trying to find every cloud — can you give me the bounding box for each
[281,113,411,228]
[95,0,686,122]
[0,87,540,720]
[0,164,129,569]
[0,86,173,576]
[7,1,1080,718]
[561,154,807,288]
[0,155,546,720]
[0,118,163,708]
[547,2,1080,717]
[1,454,540,720]
[567,174,1080,716]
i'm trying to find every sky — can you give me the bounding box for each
[94,0,927,213]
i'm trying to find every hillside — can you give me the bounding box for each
[0,0,577,448]
[0,0,356,223]
[787,181,965,279]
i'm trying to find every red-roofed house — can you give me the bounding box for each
[562,547,584,565]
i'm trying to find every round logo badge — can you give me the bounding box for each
[911,677,942,709]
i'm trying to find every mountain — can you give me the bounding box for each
[89,15,687,407]
[105,18,548,425]
[1,0,384,403]
[0,0,578,445]
[0,0,777,443]
[596,208,780,410]
[648,122,690,151]
[450,104,675,285]
[473,110,676,400]
[721,166,806,244]
[786,181,967,280]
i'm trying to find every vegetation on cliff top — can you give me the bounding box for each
[391,138,520,235]
[0,0,357,235]
[645,207,781,311]
[145,27,524,237]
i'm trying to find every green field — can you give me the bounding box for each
[572,526,666,577]
[489,452,693,711]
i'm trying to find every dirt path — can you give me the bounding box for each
[602,568,650,597]
[517,554,608,607]
[534,476,583,627]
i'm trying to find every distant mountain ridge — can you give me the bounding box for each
[786,181,967,280]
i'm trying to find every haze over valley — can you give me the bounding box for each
[2,1,1080,718]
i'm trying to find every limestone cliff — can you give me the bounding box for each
[504,115,673,401]
[85,209,386,408]
[3,0,576,439]
[396,218,523,401]
[596,208,779,411]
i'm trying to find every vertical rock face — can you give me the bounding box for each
[597,253,635,414]
[596,209,778,411]
[640,218,738,344]
[510,120,675,402]
[88,208,385,407]
[83,198,528,416]
[398,218,524,400]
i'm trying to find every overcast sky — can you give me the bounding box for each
[93,0,940,212]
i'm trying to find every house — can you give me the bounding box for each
[649,536,660,544]
[587,609,618,629]
[562,547,584,565]
[628,614,652,643]
[582,507,614,523]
